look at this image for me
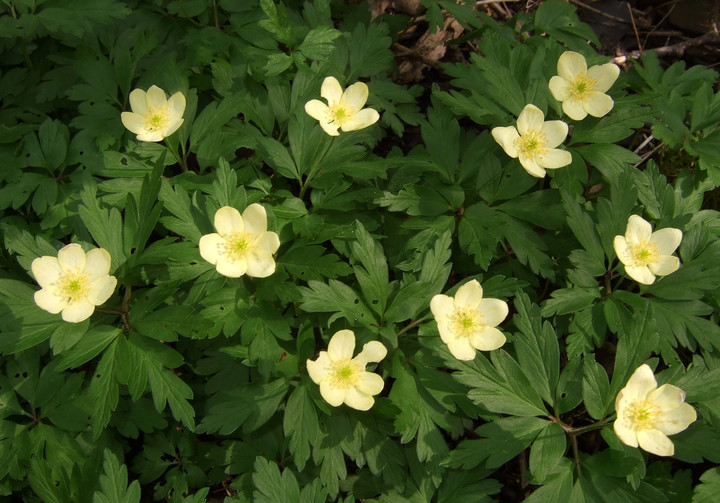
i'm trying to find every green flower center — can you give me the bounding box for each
[625,399,658,430]
[517,130,549,157]
[328,102,353,127]
[570,73,597,99]
[145,107,168,131]
[449,307,484,338]
[223,232,256,262]
[330,359,360,388]
[630,241,659,267]
[57,271,90,302]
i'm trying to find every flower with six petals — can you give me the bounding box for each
[613,215,682,285]
[304,76,380,136]
[549,51,620,121]
[306,330,387,411]
[614,364,696,456]
[121,85,186,142]
[199,204,281,278]
[32,243,117,323]
[491,104,572,178]
[430,280,509,361]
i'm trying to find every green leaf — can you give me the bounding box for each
[56,325,120,371]
[258,0,291,45]
[299,279,376,326]
[145,357,195,430]
[352,221,390,316]
[283,384,319,471]
[693,467,720,503]
[281,245,352,281]
[78,185,125,268]
[348,22,394,80]
[582,355,611,420]
[529,422,566,483]
[534,0,599,46]
[572,144,641,185]
[257,136,300,180]
[525,460,574,502]
[252,457,300,503]
[89,340,120,438]
[298,26,342,60]
[92,449,141,503]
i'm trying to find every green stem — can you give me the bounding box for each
[299,136,334,198]
[164,139,187,171]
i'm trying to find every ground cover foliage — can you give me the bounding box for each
[1,0,720,501]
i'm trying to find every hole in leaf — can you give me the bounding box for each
[219,306,225,311]
[353,299,359,304]
[13,373,19,378]
[22,372,28,378]
[120,157,128,166]
[96,374,101,379]
[560,392,567,399]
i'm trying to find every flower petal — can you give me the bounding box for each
[34,289,68,314]
[199,233,225,265]
[319,121,341,136]
[319,380,346,407]
[214,206,244,236]
[254,231,280,256]
[478,298,509,327]
[519,156,546,178]
[651,228,682,255]
[343,387,374,411]
[430,294,454,319]
[626,215,653,244]
[136,131,164,142]
[341,108,379,132]
[32,256,62,288]
[436,320,454,344]
[216,256,248,278]
[655,403,696,436]
[355,372,384,396]
[446,338,477,361]
[541,120,569,148]
[587,63,620,93]
[454,280,483,309]
[536,149,572,170]
[145,85,168,109]
[613,417,639,448]
[128,88,148,115]
[121,112,147,135]
[245,251,276,278]
[57,244,86,273]
[621,364,658,403]
[321,76,343,105]
[637,428,675,456]
[353,341,387,367]
[305,99,329,121]
[548,76,572,101]
[328,329,355,361]
[342,81,369,111]
[470,326,506,351]
[491,126,520,158]
[86,275,117,305]
[625,265,656,285]
[557,51,587,80]
[648,384,686,412]
[167,91,186,120]
[517,104,544,135]
[61,299,96,323]
[648,255,680,277]
[583,92,614,118]
[162,118,183,138]
[84,248,112,278]
[613,236,632,266]
[562,97,588,121]
[306,352,331,384]
[242,204,268,237]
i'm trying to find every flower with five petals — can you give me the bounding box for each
[613,215,682,285]
[304,76,380,136]
[199,204,280,278]
[491,104,572,178]
[549,51,620,121]
[614,364,696,456]
[121,85,186,142]
[430,280,509,361]
[306,330,387,411]
[32,243,117,323]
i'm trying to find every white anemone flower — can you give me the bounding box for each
[614,364,696,456]
[199,204,280,278]
[549,51,620,121]
[304,76,380,136]
[613,215,682,285]
[306,330,387,411]
[491,104,572,178]
[31,244,117,323]
[430,280,509,361]
[121,85,186,142]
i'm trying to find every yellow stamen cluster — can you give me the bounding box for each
[449,308,484,338]
[221,232,256,262]
[57,271,91,302]
[624,399,659,430]
[328,103,351,127]
[517,130,549,156]
[569,73,597,99]
[330,359,360,388]
[145,108,168,132]
[630,241,659,267]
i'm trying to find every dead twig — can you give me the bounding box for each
[627,2,644,52]
[568,0,629,24]
[612,31,720,64]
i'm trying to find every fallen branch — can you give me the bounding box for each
[612,30,720,64]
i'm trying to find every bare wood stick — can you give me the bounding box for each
[568,0,629,24]
[612,31,720,65]
[627,2,644,52]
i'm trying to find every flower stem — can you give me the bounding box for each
[299,137,334,199]
[164,139,188,172]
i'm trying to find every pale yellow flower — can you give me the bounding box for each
[430,280,508,361]
[31,243,117,323]
[121,85,186,142]
[549,51,620,121]
[198,204,280,278]
[614,364,696,456]
[304,76,380,136]
[306,330,387,411]
[491,104,572,178]
[613,215,682,285]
